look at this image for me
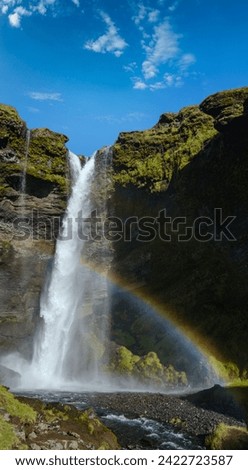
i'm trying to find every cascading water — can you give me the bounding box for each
[25,150,107,389]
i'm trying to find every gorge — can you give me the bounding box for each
[0,86,248,449]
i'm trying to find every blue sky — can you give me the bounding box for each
[0,0,247,155]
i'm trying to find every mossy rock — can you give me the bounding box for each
[200,86,248,130]
[206,423,248,450]
[0,104,26,169]
[0,385,36,423]
[0,105,69,195]
[0,387,120,450]
[112,105,216,192]
[109,346,188,387]
[27,128,68,193]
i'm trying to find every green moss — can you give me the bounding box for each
[43,408,69,423]
[27,128,68,192]
[0,386,36,423]
[110,346,140,375]
[113,106,217,192]
[169,417,186,427]
[0,107,69,194]
[209,357,241,382]
[0,104,26,160]
[98,441,111,450]
[206,423,248,450]
[0,415,20,450]
[200,87,248,129]
[109,346,188,387]
[79,409,107,436]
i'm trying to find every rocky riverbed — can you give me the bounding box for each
[16,385,247,449]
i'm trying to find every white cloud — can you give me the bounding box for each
[123,62,137,73]
[84,11,127,57]
[28,92,63,102]
[133,79,148,90]
[148,9,160,23]
[141,20,180,79]
[149,81,166,90]
[164,72,183,87]
[71,0,80,6]
[8,6,31,28]
[132,4,147,25]
[8,11,19,26]
[32,0,56,15]
[179,53,196,71]
[1,5,8,13]
[169,1,181,12]
[133,4,160,26]
[142,61,157,79]
[1,0,57,24]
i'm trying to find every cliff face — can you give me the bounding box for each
[110,87,248,379]
[0,88,248,382]
[0,104,69,356]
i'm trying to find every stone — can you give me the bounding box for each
[30,443,41,450]
[68,440,79,450]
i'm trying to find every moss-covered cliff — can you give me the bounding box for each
[113,105,217,192]
[110,87,248,380]
[0,105,69,356]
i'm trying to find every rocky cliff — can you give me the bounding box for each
[0,87,248,383]
[0,104,69,356]
[109,87,248,380]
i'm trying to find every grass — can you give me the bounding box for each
[0,385,37,423]
[206,423,248,450]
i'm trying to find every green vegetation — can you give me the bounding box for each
[0,385,36,423]
[28,128,68,192]
[0,386,120,450]
[200,87,248,129]
[0,415,20,450]
[113,106,217,192]
[169,417,185,427]
[206,423,248,450]
[0,105,69,196]
[0,386,36,450]
[109,346,188,387]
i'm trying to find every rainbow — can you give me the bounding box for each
[80,258,225,381]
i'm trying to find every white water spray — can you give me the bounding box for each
[28,152,98,388]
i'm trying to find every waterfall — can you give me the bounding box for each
[28,152,96,388]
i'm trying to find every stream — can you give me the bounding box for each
[15,390,204,450]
